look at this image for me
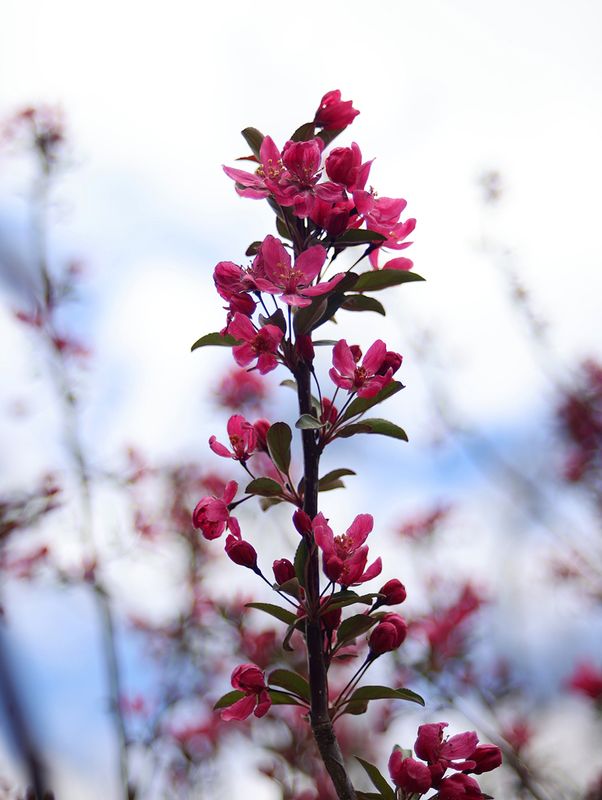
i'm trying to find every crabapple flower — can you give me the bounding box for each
[254,235,342,307]
[192,480,241,541]
[368,613,407,657]
[325,143,372,192]
[437,773,483,799]
[309,195,355,237]
[414,722,478,777]
[468,744,503,774]
[280,139,345,217]
[223,135,286,200]
[388,750,432,794]
[227,312,284,374]
[329,339,397,398]
[209,414,257,462]
[221,663,272,721]
[312,512,382,588]
[353,190,416,269]
[215,368,267,411]
[314,90,360,131]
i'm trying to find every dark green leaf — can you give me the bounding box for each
[280,379,298,391]
[340,381,404,423]
[345,699,369,715]
[294,297,328,335]
[322,591,375,612]
[268,689,303,706]
[241,127,265,160]
[296,414,325,430]
[313,339,338,346]
[276,216,293,241]
[353,270,425,292]
[294,539,309,588]
[245,241,262,256]
[319,468,356,487]
[259,308,287,333]
[335,229,387,246]
[318,478,345,491]
[341,295,386,316]
[245,602,297,626]
[338,418,408,442]
[260,497,283,511]
[191,332,239,352]
[267,422,292,473]
[346,686,425,706]
[290,122,316,142]
[317,128,345,148]
[245,478,282,497]
[282,617,305,651]
[336,614,379,645]
[213,690,245,710]
[355,758,395,800]
[268,669,310,701]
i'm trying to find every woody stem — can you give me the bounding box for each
[295,360,357,800]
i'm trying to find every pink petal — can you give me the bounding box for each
[254,689,272,718]
[222,165,266,190]
[346,513,374,547]
[332,339,356,378]
[221,694,256,722]
[280,293,312,307]
[302,272,345,296]
[295,245,327,284]
[362,339,387,373]
[209,436,232,458]
[328,367,354,391]
[232,342,255,368]
[360,556,382,583]
[228,312,256,342]
[259,135,281,167]
[261,235,291,284]
[383,257,413,271]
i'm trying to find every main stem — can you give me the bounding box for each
[296,362,357,800]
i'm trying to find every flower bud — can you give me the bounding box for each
[320,599,342,633]
[468,744,503,774]
[295,334,314,364]
[368,613,407,657]
[320,398,338,424]
[273,558,295,585]
[314,90,359,131]
[349,344,362,363]
[377,351,403,376]
[374,578,407,608]
[388,751,431,794]
[293,509,312,536]
[225,534,258,570]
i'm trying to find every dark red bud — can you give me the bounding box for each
[296,334,315,363]
[468,744,503,774]
[225,535,258,570]
[320,398,338,424]
[273,558,295,585]
[293,509,312,536]
[368,614,407,657]
[375,578,407,607]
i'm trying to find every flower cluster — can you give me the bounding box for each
[388,722,502,798]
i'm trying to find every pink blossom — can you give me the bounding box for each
[325,143,372,191]
[215,368,267,411]
[280,139,345,218]
[414,722,478,776]
[437,773,484,799]
[468,744,502,774]
[309,196,355,237]
[312,511,382,588]
[221,663,272,721]
[374,578,407,608]
[223,135,286,200]
[273,558,295,585]
[227,312,284,374]
[254,235,341,307]
[314,90,360,131]
[353,190,416,268]
[192,480,241,540]
[388,751,431,794]
[329,339,396,398]
[209,414,257,462]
